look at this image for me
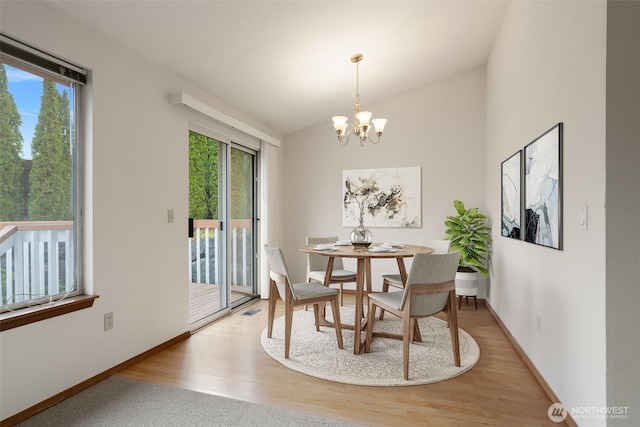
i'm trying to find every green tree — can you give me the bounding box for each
[60,90,71,149]
[28,80,72,220]
[189,133,254,221]
[189,131,218,219]
[0,64,25,221]
[230,148,252,219]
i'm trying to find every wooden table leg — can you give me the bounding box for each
[365,258,372,294]
[396,258,408,284]
[318,257,335,325]
[323,257,335,286]
[361,258,372,317]
[353,257,366,354]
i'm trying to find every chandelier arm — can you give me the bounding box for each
[338,130,353,146]
[367,133,382,144]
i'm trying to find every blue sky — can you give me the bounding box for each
[5,64,72,160]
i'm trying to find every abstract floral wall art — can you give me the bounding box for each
[342,167,421,228]
[524,123,563,250]
[501,150,522,239]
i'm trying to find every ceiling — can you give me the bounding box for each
[48,0,510,137]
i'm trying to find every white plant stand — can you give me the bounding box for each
[455,271,478,310]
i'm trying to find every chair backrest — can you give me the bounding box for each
[306,236,345,272]
[419,238,451,254]
[401,252,461,316]
[264,245,293,301]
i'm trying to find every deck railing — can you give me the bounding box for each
[1,219,254,307]
[0,221,74,306]
[189,219,254,289]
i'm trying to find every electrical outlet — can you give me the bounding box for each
[536,314,541,333]
[104,312,114,331]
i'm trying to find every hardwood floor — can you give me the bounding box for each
[118,296,560,426]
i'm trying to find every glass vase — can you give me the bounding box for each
[350,222,372,249]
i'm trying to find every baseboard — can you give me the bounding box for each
[484,302,576,427]
[343,288,486,299]
[1,331,191,427]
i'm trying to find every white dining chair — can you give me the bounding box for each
[264,245,344,358]
[365,252,461,380]
[378,239,451,320]
[306,236,356,306]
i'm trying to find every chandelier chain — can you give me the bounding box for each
[352,61,360,107]
[332,53,387,146]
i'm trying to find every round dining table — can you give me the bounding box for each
[299,243,434,354]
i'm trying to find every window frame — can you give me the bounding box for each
[0,34,94,328]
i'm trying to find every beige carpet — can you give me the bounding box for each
[261,306,480,386]
[18,376,363,426]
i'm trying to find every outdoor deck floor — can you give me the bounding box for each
[189,282,255,324]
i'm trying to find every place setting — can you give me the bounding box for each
[368,243,403,253]
[311,243,339,251]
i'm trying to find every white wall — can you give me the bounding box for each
[282,67,487,294]
[486,1,608,424]
[0,1,280,419]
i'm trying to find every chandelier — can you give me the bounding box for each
[332,54,387,146]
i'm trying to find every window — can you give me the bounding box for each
[0,34,86,315]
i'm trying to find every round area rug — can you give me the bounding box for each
[261,306,480,386]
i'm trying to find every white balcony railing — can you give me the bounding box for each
[1,219,254,308]
[189,219,254,289]
[1,221,75,307]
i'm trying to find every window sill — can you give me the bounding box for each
[0,295,99,332]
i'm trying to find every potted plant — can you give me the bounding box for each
[444,200,491,308]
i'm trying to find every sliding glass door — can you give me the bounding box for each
[228,146,258,309]
[188,130,258,329]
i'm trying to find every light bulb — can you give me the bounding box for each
[356,111,372,127]
[332,116,348,132]
[372,118,387,134]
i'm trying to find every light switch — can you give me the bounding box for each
[580,206,588,230]
[168,209,175,223]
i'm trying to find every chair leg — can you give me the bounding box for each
[267,281,278,338]
[403,313,412,380]
[312,304,320,331]
[413,321,422,343]
[447,291,461,367]
[378,280,389,320]
[329,297,344,350]
[304,276,311,311]
[339,284,344,306]
[284,299,294,359]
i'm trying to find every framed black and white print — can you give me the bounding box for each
[524,123,563,250]
[501,150,522,239]
[342,167,421,228]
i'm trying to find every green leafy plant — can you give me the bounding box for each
[444,200,491,276]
